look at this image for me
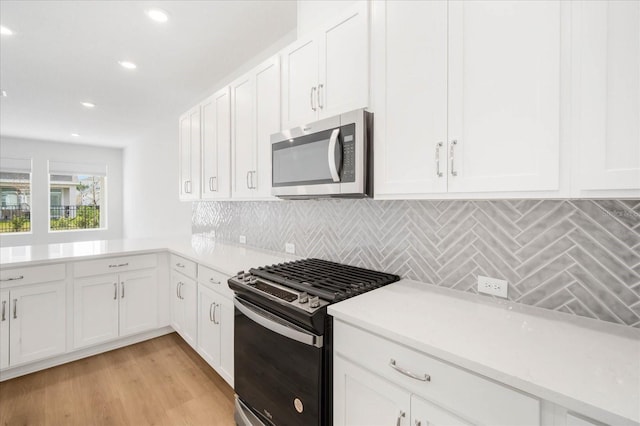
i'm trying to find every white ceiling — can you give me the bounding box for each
[0,0,297,148]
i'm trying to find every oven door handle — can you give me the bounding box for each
[234,298,323,348]
[327,128,341,182]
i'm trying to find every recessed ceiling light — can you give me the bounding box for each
[81,102,95,108]
[118,61,137,70]
[0,26,14,36]
[1,90,6,97]
[71,133,80,137]
[146,8,169,23]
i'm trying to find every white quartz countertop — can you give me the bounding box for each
[328,279,640,426]
[0,234,297,277]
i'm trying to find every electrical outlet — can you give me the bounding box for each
[285,243,295,254]
[239,235,247,244]
[477,275,508,298]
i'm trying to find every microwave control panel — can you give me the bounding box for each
[341,123,356,182]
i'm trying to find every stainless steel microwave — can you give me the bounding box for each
[270,109,373,199]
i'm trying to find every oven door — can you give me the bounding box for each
[234,297,323,426]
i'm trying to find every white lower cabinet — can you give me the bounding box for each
[196,283,234,386]
[0,282,66,368]
[73,268,158,349]
[171,272,197,347]
[333,320,540,426]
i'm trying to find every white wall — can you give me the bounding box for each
[0,136,123,246]
[122,121,192,239]
[297,0,358,37]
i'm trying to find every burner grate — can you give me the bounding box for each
[249,258,400,302]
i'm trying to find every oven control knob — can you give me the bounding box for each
[237,271,244,277]
[309,295,320,308]
[298,292,309,304]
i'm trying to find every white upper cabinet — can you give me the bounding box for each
[282,1,369,129]
[231,55,280,199]
[201,88,231,200]
[178,106,201,201]
[373,0,448,196]
[374,0,565,198]
[447,0,562,193]
[573,0,640,196]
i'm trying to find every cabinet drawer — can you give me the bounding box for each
[170,254,196,278]
[74,254,157,278]
[0,263,66,287]
[197,264,233,298]
[334,321,540,426]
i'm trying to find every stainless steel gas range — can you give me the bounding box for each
[228,258,400,426]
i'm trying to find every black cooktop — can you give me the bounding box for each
[249,258,400,302]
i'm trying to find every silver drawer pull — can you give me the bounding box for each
[389,359,431,382]
[209,278,221,285]
[175,263,185,268]
[1,300,6,321]
[396,410,406,426]
[108,263,129,268]
[13,299,17,319]
[0,275,24,282]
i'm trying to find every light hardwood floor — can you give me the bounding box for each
[0,333,235,426]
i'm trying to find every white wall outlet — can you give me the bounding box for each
[285,243,295,254]
[239,235,247,244]
[478,275,508,298]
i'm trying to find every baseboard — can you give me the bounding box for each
[0,326,174,382]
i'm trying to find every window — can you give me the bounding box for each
[0,158,32,233]
[48,161,107,231]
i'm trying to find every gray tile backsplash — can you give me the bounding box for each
[193,199,640,328]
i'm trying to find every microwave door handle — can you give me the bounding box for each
[328,128,341,182]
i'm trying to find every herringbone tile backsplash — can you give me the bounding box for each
[193,199,640,328]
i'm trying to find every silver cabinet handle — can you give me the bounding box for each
[186,180,192,194]
[327,128,341,182]
[113,282,118,300]
[209,176,218,192]
[389,359,431,382]
[1,300,6,321]
[435,142,443,177]
[121,282,125,299]
[176,282,180,299]
[0,275,24,282]
[396,410,406,426]
[13,299,17,319]
[209,302,214,322]
[175,263,185,268]
[310,86,317,111]
[183,181,188,194]
[209,278,221,284]
[450,140,458,176]
[108,263,129,268]
[318,83,324,109]
[251,171,257,189]
[246,171,251,189]
[213,303,219,324]
[178,282,184,300]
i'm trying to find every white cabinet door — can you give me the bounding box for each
[319,1,369,118]
[217,294,234,386]
[231,74,256,199]
[411,395,471,426]
[372,0,448,196]
[334,355,411,426]
[447,0,562,193]
[119,269,158,337]
[74,275,119,349]
[282,37,319,129]
[10,282,66,366]
[201,87,232,199]
[574,0,640,194]
[254,56,280,198]
[196,284,220,368]
[179,106,201,200]
[180,278,198,347]
[0,290,9,370]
